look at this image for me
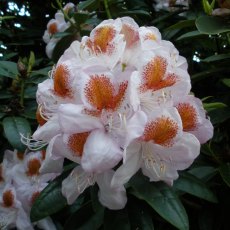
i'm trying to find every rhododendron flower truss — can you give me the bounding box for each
[30,16,214,210]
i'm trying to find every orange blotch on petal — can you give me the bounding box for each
[41,149,46,160]
[68,132,90,157]
[53,64,73,98]
[48,22,58,35]
[142,116,178,146]
[30,191,40,205]
[17,152,24,160]
[87,26,116,54]
[176,103,198,131]
[3,190,14,207]
[140,56,177,91]
[84,75,128,112]
[26,158,41,176]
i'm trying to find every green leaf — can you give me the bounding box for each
[165,20,195,31]
[222,78,230,87]
[78,0,100,11]
[0,91,13,99]
[174,172,218,203]
[196,16,230,35]
[3,116,31,152]
[52,33,76,63]
[188,166,217,181]
[128,201,154,230]
[130,175,189,230]
[202,53,230,62]
[118,10,151,18]
[74,12,90,25]
[0,61,18,78]
[104,208,131,230]
[203,102,227,112]
[209,107,230,125]
[219,163,230,187]
[30,171,70,222]
[52,32,72,39]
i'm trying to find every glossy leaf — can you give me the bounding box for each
[202,53,230,62]
[165,20,195,31]
[0,61,18,78]
[30,171,71,222]
[174,172,218,203]
[219,163,230,187]
[188,166,217,181]
[130,175,189,230]
[196,16,230,35]
[3,116,31,152]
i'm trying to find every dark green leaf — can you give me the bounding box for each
[30,171,70,222]
[104,208,131,230]
[74,12,90,25]
[0,61,18,78]
[174,172,218,203]
[78,0,100,11]
[196,16,230,35]
[165,20,195,31]
[0,91,13,99]
[3,116,31,152]
[128,201,154,230]
[52,32,72,39]
[219,163,230,187]
[209,107,230,125]
[118,10,151,18]
[203,102,227,112]
[188,166,217,181]
[202,53,230,62]
[222,78,230,87]
[130,175,189,230]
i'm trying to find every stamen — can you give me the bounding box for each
[20,134,48,151]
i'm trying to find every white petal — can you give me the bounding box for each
[82,130,123,173]
[37,217,57,230]
[39,136,64,174]
[62,166,91,204]
[96,170,127,210]
[111,142,142,188]
[58,104,103,133]
[32,115,61,142]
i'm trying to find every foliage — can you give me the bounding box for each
[0,0,230,229]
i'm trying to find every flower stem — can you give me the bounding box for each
[104,0,112,19]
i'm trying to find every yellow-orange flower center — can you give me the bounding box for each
[26,158,41,176]
[144,33,157,41]
[53,64,73,98]
[48,22,58,35]
[68,132,90,157]
[87,26,116,54]
[176,103,198,131]
[84,75,128,112]
[142,116,178,146]
[141,56,177,92]
[3,190,14,207]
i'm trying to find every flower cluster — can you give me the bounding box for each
[0,149,56,230]
[33,17,213,210]
[43,2,75,58]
